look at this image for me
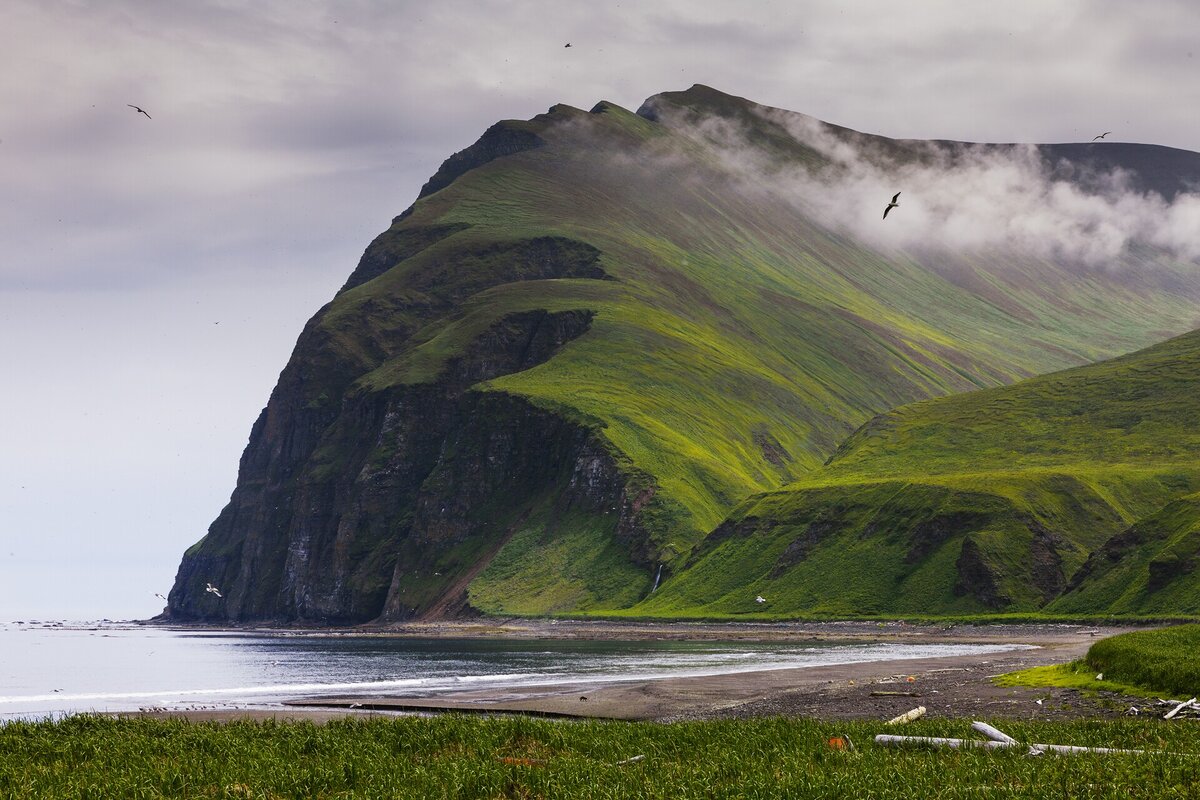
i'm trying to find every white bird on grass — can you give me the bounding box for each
[755,595,767,604]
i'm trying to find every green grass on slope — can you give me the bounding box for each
[468,502,653,615]
[639,469,1198,617]
[1052,495,1200,615]
[823,328,1200,480]
[5,716,1200,799]
[653,329,1200,618]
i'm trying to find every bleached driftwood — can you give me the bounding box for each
[875,734,1154,757]
[885,706,926,725]
[971,721,1019,745]
[1165,698,1197,720]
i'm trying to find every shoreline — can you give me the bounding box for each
[115,620,1151,724]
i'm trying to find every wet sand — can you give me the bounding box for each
[126,620,1149,724]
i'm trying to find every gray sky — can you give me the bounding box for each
[3,0,1198,621]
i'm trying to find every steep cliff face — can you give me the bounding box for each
[169,306,656,623]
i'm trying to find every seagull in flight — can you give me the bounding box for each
[127,104,152,119]
[205,582,223,598]
[1092,131,1111,141]
[154,593,166,601]
[883,191,901,220]
[564,42,572,48]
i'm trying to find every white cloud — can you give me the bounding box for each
[660,102,1200,267]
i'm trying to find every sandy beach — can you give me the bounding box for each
[124,619,1149,724]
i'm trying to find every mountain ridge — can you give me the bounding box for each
[166,85,1200,624]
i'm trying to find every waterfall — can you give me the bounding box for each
[651,563,663,593]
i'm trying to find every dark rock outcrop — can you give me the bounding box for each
[953,536,1010,609]
[418,121,544,199]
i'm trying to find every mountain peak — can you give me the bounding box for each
[636,84,758,122]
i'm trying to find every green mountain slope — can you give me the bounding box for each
[168,85,1200,623]
[647,329,1200,617]
[1053,493,1200,614]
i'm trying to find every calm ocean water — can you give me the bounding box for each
[0,622,1032,720]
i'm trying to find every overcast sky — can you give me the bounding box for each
[3,0,1199,621]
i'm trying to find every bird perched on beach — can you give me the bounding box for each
[883,191,901,219]
[205,582,222,598]
[1092,131,1111,141]
[127,104,151,119]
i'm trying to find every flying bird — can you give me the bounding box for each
[127,104,151,119]
[882,191,901,220]
[154,593,166,601]
[564,42,572,48]
[1092,131,1111,141]
[205,582,222,598]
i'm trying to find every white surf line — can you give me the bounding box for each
[0,643,1037,707]
[0,672,560,706]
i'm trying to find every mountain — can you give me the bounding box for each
[166,85,1200,623]
[644,328,1200,617]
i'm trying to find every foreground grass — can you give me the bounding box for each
[3,715,1200,798]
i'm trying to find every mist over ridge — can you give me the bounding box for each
[640,85,1200,268]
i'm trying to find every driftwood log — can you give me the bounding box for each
[971,721,1019,745]
[874,734,1153,756]
[885,706,927,725]
[1165,698,1197,720]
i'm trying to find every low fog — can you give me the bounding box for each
[673,104,1200,267]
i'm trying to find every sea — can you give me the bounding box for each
[0,622,1034,721]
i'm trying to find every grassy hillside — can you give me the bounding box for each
[174,85,1200,622]
[646,329,1200,617]
[1053,494,1200,614]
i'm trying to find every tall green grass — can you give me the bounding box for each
[2,715,1199,798]
[1085,625,1200,698]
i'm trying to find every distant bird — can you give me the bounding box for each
[154,593,166,601]
[205,582,222,598]
[564,43,572,48]
[882,191,901,220]
[755,595,767,604]
[1092,131,1111,141]
[127,104,151,119]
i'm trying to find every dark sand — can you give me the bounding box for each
[127,620,1151,724]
